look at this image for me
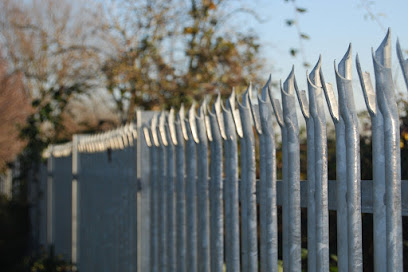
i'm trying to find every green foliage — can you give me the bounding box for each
[27,247,75,272]
[103,0,263,121]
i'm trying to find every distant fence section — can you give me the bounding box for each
[34,30,408,271]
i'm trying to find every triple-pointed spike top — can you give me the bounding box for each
[150,115,160,147]
[336,43,353,80]
[261,74,272,101]
[188,101,200,143]
[226,88,236,110]
[213,93,222,116]
[158,111,168,146]
[282,66,296,96]
[374,28,392,69]
[308,55,322,86]
[248,87,262,135]
[212,93,227,140]
[320,68,339,122]
[168,108,178,146]
[356,53,377,115]
[396,38,408,90]
[142,125,152,147]
[225,88,243,138]
[396,38,407,64]
[198,98,208,118]
[178,104,189,141]
[241,83,252,107]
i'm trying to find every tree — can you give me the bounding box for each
[102,0,264,122]
[0,53,31,171]
[0,0,108,142]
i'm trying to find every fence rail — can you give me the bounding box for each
[34,30,408,271]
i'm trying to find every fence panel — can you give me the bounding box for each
[53,154,72,260]
[38,30,408,272]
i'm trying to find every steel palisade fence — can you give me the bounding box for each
[38,30,408,271]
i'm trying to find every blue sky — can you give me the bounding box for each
[238,0,408,111]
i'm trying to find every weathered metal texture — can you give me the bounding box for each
[295,67,317,272]
[40,30,408,272]
[397,39,408,90]
[185,103,198,272]
[164,111,176,272]
[309,57,330,271]
[146,117,160,272]
[195,102,210,272]
[143,122,159,272]
[249,87,266,272]
[208,95,224,272]
[334,45,363,271]
[156,113,168,272]
[356,29,403,272]
[321,60,348,272]
[281,68,302,271]
[267,81,287,271]
[174,107,186,272]
[251,76,278,272]
[380,31,403,272]
[236,92,249,272]
[356,49,386,272]
[222,91,240,272]
[374,30,402,271]
[296,57,330,271]
[71,135,80,269]
[237,85,258,272]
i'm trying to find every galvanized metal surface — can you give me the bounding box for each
[39,30,408,272]
[335,45,363,271]
[223,92,240,272]
[281,68,301,272]
[238,86,258,272]
[256,77,278,272]
[185,105,198,272]
[174,108,186,272]
[208,97,224,272]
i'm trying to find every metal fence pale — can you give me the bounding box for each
[38,31,408,272]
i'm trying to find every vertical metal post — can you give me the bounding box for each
[335,45,363,271]
[373,30,403,272]
[308,58,330,271]
[397,39,408,90]
[208,96,224,272]
[164,111,176,272]
[137,110,153,272]
[238,109,248,272]
[256,77,279,272]
[238,85,258,272]
[356,52,387,272]
[268,86,286,271]
[185,104,198,272]
[223,92,240,272]
[156,114,167,272]
[321,66,349,272]
[145,123,159,272]
[281,68,302,272]
[295,71,318,272]
[174,107,186,272]
[71,135,80,270]
[46,146,54,247]
[195,102,210,272]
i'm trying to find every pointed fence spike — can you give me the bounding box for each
[356,54,377,115]
[375,28,392,69]
[320,68,339,122]
[168,108,178,146]
[249,88,262,135]
[396,39,408,90]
